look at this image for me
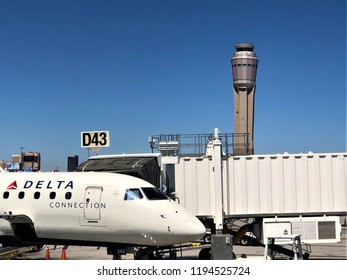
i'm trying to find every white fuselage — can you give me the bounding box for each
[0,172,205,247]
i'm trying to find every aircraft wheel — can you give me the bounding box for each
[134,248,155,260]
[198,247,211,260]
[240,237,249,246]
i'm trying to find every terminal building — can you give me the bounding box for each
[1,152,41,172]
[21,152,41,172]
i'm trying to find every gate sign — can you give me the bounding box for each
[81,131,110,148]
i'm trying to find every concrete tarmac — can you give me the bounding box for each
[12,226,347,260]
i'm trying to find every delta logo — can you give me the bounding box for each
[5,180,73,189]
[7,181,17,190]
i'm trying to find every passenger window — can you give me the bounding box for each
[3,192,9,199]
[124,188,143,200]
[50,192,56,199]
[18,192,25,199]
[65,192,72,200]
[34,192,41,199]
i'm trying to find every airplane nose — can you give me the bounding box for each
[165,203,206,243]
[186,217,206,239]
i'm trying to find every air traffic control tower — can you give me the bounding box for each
[231,43,258,155]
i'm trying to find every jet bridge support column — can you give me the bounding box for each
[212,128,224,233]
[211,129,235,259]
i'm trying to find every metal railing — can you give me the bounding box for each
[148,132,249,157]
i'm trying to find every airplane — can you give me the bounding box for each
[0,170,206,259]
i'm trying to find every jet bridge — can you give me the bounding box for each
[149,129,347,246]
[76,153,162,188]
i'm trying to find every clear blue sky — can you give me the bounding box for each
[0,0,345,171]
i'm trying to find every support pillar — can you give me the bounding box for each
[212,128,224,233]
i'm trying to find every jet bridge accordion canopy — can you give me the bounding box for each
[76,156,161,188]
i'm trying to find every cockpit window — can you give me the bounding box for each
[141,187,168,200]
[124,188,143,200]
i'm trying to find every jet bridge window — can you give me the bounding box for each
[124,188,143,200]
[141,187,168,200]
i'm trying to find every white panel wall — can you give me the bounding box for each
[174,153,347,217]
[226,153,347,216]
[174,157,214,217]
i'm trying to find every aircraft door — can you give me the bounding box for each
[84,186,103,220]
